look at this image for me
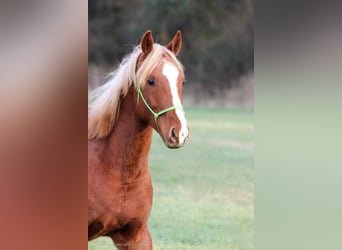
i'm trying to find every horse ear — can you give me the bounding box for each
[166,30,182,56]
[140,30,154,55]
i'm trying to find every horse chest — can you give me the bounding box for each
[117,178,153,217]
[110,182,153,234]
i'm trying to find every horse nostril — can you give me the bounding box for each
[170,127,177,143]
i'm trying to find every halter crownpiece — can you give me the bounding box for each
[137,83,184,123]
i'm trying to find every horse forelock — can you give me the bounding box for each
[88,44,183,140]
[136,44,183,88]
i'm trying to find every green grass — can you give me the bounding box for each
[88,107,254,250]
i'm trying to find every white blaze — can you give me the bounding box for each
[162,63,189,145]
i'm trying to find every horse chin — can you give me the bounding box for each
[164,140,183,149]
[161,135,188,149]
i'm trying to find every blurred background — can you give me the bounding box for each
[88,0,254,108]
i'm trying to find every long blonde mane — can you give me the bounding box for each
[88,44,182,140]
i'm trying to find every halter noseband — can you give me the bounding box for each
[137,84,184,123]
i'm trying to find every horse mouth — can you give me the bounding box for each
[162,132,189,149]
[165,141,183,149]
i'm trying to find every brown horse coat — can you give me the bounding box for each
[88,30,189,250]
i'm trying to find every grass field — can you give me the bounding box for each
[88,107,254,250]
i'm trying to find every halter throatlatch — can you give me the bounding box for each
[137,84,184,123]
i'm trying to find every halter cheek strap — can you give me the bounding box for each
[137,85,184,123]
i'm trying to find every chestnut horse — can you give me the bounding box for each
[88,31,189,249]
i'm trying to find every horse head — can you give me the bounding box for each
[135,31,189,148]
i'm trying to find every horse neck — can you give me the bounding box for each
[105,86,153,181]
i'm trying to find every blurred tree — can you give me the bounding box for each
[89,0,253,90]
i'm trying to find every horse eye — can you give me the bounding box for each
[147,79,155,86]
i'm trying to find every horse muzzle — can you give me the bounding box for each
[164,125,190,149]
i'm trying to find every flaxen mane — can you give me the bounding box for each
[88,44,182,140]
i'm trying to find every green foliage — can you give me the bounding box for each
[88,107,254,249]
[89,0,253,90]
